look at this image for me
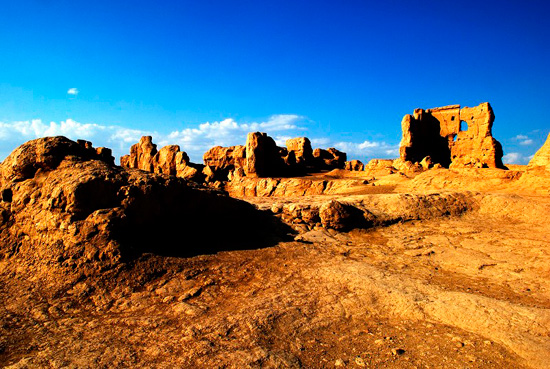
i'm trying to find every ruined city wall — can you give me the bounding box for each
[400,102,505,169]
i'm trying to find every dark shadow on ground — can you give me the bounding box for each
[114,184,296,260]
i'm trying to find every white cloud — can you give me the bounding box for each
[503,152,529,165]
[162,114,305,154]
[273,135,293,147]
[513,134,534,146]
[310,137,330,147]
[67,88,79,96]
[519,139,534,146]
[332,139,399,159]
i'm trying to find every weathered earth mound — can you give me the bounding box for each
[0,137,291,282]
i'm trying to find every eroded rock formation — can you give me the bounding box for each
[399,103,505,169]
[245,134,347,177]
[313,148,347,170]
[120,136,204,181]
[0,137,114,182]
[528,133,550,170]
[199,133,348,180]
[245,132,286,178]
[345,160,364,171]
[0,137,290,274]
[3,134,550,369]
[203,145,246,181]
[122,133,351,182]
[286,137,313,166]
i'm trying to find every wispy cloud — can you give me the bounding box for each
[503,152,530,165]
[163,114,304,151]
[513,134,534,146]
[333,139,399,158]
[67,88,79,96]
[519,139,534,146]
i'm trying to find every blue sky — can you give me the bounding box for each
[1,0,549,164]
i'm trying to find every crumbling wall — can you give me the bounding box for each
[121,133,351,182]
[245,132,286,178]
[203,145,246,181]
[400,103,504,169]
[120,136,203,181]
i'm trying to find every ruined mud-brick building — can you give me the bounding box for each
[121,133,350,183]
[399,102,505,168]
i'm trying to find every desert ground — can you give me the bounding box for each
[0,130,549,369]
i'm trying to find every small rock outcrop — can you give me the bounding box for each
[319,200,365,231]
[420,156,433,169]
[203,145,246,181]
[345,160,364,171]
[245,132,286,178]
[286,137,313,166]
[0,136,114,182]
[313,148,347,170]
[154,145,188,176]
[399,103,505,169]
[120,135,157,172]
[528,133,550,170]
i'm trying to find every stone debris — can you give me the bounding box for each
[391,348,406,355]
[354,356,366,366]
[334,358,346,367]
